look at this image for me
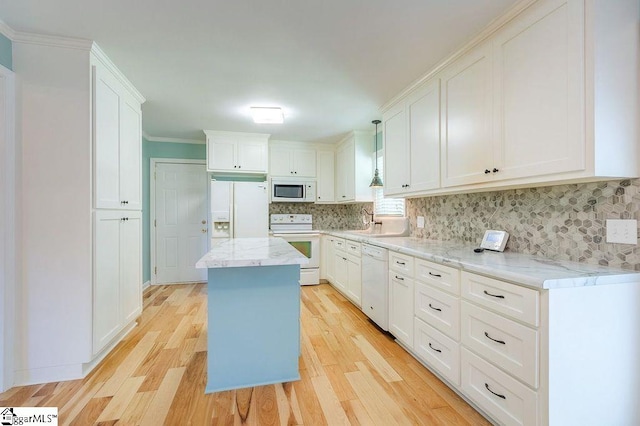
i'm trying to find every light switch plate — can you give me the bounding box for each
[417,216,425,229]
[606,219,638,244]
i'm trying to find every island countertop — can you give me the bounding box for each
[196,237,310,269]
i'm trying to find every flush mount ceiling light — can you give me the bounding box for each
[250,107,284,124]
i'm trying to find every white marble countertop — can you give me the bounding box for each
[196,237,310,269]
[323,231,640,290]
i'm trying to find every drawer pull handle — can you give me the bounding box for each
[484,383,506,400]
[484,331,506,345]
[483,290,505,299]
[395,275,404,281]
[428,272,442,278]
[396,261,406,265]
[428,343,442,353]
[428,303,442,312]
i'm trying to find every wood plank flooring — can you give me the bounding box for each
[0,283,490,425]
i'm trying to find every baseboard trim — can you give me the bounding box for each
[83,321,137,376]
[142,280,151,290]
[12,321,139,387]
[14,364,84,387]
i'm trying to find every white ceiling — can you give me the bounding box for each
[0,0,519,143]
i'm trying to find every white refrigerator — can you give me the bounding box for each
[210,181,269,239]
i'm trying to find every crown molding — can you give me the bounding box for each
[380,0,538,112]
[143,131,205,145]
[91,42,145,104]
[0,19,16,40]
[12,31,93,50]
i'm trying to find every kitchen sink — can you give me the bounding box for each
[343,217,410,238]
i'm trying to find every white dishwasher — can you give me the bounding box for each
[361,244,389,331]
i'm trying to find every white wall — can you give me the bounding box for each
[0,64,15,392]
[13,42,92,383]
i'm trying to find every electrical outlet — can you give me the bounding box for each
[606,219,638,244]
[417,216,425,229]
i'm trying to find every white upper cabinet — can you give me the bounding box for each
[335,131,374,203]
[492,0,585,181]
[381,0,639,196]
[384,78,441,196]
[440,43,494,188]
[119,93,142,210]
[269,142,317,177]
[94,63,143,210]
[316,150,335,203]
[382,103,408,195]
[205,131,269,174]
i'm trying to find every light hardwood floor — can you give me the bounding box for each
[0,283,490,425]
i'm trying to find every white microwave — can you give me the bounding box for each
[271,179,316,203]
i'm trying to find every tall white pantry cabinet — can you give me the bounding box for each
[14,38,144,385]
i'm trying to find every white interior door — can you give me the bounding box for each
[155,162,208,284]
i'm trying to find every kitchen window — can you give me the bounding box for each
[374,149,405,216]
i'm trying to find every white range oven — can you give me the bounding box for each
[270,214,320,285]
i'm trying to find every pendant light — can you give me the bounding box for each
[369,119,383,188]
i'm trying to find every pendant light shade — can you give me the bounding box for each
[369,119,383,188]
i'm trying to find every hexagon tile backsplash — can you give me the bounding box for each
[407,178,640,271]
[269,202,373,230]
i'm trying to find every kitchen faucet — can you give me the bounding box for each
[362,208,382,227]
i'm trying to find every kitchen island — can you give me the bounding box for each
[196,237,308,393]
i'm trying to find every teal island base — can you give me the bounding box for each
[206,264,301,393]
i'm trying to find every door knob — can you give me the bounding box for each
[202,220,207,224]
[202,229,207,233]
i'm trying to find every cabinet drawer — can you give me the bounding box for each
[415,318,460,386]
[345,240,361,256]
[461,301,538,388]
[415,259,460,295]
[390,252,414,275]
[333,238,346,252]
[415,282,460,340]
[461,348,538,426]
[461,272,539,326]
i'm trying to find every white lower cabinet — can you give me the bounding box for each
[330,238,362,306]
[461,301,538,388]
[346,254,362,307]
[389,271,414,348]
[93,210,142,355]
[415,281,460,340]
[461,348,538,426]
[323,240,640,425]
[414,318,460,385]
[323,236,336,283]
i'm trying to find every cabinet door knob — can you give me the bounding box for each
[238,165,241,169]
[492,168,499,173]
[484,169,491,174]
